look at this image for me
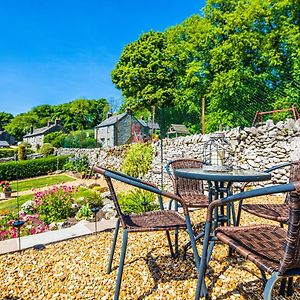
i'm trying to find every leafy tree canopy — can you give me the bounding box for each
[112,0,299,132]
[112,31,177,110]
[4,98,109,141]
[0,112,14,128]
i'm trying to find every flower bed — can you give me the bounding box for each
[0,185,104,241]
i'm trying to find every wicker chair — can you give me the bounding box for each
[93,167,200,300]
[166,158,209,258]
[195,181,300,300]
[240,161,300,226]
[166,158,208,209]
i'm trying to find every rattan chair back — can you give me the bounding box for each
[285,160,300,204]
[166,158,205,195]
[279,187,300,274]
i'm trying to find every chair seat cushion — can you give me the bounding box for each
[180,193,209,208]
[215,225,287,274]
[242,203,289,223]
[123,210,187,232]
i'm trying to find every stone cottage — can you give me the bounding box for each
[23,119,64,150]
[95,108,159,147]
[0,127,16,146]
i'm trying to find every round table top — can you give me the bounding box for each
[174,168,272,182]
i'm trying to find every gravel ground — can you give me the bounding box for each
[0,195,299,300]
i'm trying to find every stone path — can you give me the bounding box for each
[0,218,117,255]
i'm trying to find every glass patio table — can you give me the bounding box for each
[174,167,272,227]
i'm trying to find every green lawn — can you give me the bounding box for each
[0,187,95,212]
[10,175,75,193]
[0,194,34,212]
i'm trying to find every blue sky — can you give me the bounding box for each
[0,0,205,115]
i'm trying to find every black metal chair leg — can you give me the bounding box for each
[107,219,120,274]
[114,229,128,300]
[279,278,287,296]
[287,277,293,296]
[182,231,205,260]
[165,230,176,258]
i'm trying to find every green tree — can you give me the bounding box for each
[112,31,177,110]
[0,112,13,128]
[113,0,299,132]
[43,132,67,148]
[202,0,300,130]
[5,113,39,141]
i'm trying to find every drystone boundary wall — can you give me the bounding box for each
[57,119,300,190]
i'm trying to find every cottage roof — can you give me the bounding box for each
[0,141,10,147]
[96,112,127,128]
[23,123,63,138]
[138,119,160,130]
[167,124,190,135]
[0,130,16,145]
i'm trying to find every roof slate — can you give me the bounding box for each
[23,124,63,138]
[168,124,190,134]
[96,112,127,128]
[0,141,10,147]
[137,119,160,130]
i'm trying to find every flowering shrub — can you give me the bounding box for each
[33,185,78,224]
[0,211,48,241]
[0,184,96,241]
[0,180,11,192]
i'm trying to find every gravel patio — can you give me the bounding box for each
[0,195,299,300]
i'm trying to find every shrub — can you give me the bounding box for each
[0,155,69,180]
[75,204,92,220]
[84,192,103,208]
[44,132,67,148]
[18,144,26,160]
[118,189,159,214]
[63,130,97,148]
[121,142,153,178]
[33,185,77,224]
[64,156,89,173]
[0,148,17,159]
[41,143,55,157]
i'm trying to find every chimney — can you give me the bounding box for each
[55,119,61,125]
[47,120,53,127]
[30,125,33,134]
[106,112,113,119]
[126,107,131,114]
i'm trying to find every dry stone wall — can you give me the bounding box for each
[57,119,300,190]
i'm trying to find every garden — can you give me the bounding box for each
[0,143,158,242]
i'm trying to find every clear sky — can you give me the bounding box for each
[0,0,205,115]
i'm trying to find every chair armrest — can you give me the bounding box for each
[206,182,299,222]
[94,166,159,189]
[94,166,189,214]
[238,161,292,191]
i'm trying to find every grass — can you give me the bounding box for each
[10,175,75,192]
[0,187,96,213]
[0,194,34,212]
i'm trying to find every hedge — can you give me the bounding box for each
[0,155,69,180]
[0,149,17,158]
[0,148,34,159]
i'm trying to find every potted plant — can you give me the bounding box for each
[0,181,12,199]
